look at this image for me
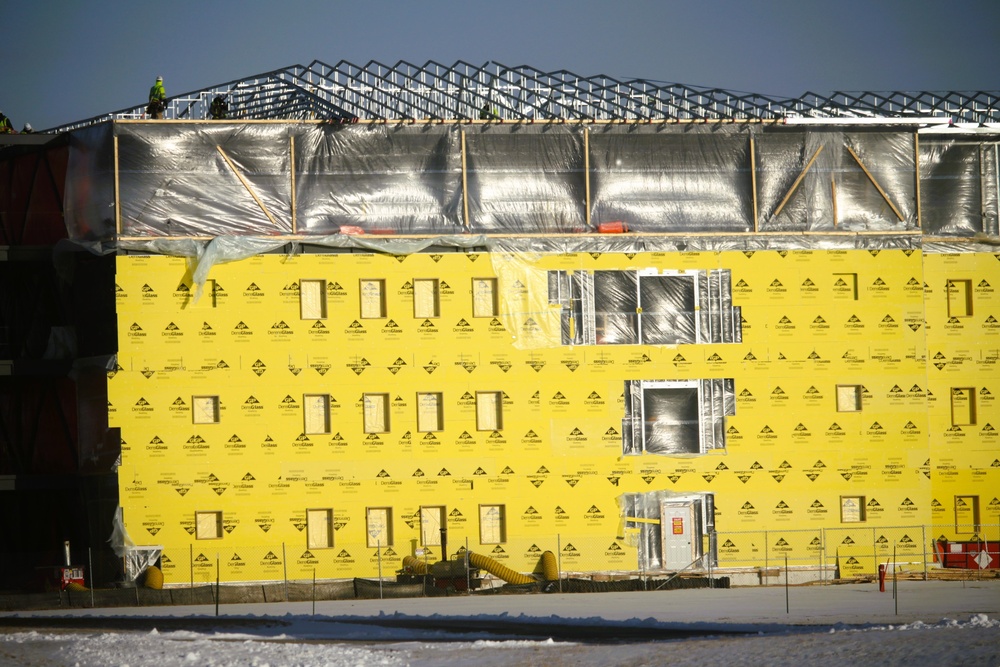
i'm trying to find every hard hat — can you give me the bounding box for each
[156,76,163,82]
[24,123,32,131]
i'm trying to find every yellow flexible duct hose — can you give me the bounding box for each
[143,565,164,589]
[468,552,535,585]
[540,550,559,582]
[66,582,88,592]
[402,555,430,575]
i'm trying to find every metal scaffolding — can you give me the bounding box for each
[46,59,1000,133]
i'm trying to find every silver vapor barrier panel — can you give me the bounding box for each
[62,121,1000,241]
[622,379,736,456]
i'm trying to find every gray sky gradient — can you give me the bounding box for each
[1,0,997,131]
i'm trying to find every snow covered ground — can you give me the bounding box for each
[2,579,998,666]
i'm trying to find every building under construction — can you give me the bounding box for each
[1,60,998,591]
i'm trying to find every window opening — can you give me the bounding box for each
[367,507,393,548]
[950,387,976,425]
[420,505,446,546]
[195,511,223,539]
[192,396,220,424]
[360,279,386,319]
[306,508,333,549]
[476,391,502,431]
[417,392,444,432]
[479,504,507,544]
[840,496,866,523]
[363,393,390,433]
[954,495,980,533]
[303,394,331,434]
[836,385,862,412]
[300,279,327,319]
[413,279,440,318]
[472,278,499,317]
[946,279,973,317]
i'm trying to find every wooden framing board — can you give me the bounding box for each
[845,144,904,222]
[216,146,278,226]
[772,145,824,219]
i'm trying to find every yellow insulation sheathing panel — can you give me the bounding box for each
[109,249,999,582]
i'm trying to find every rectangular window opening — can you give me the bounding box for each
[195,511,223,539]
[420,505,446,547]
[192,396,220,424]
[300,279,328,319]
[363,393,390,433]
[840,496,866,523]
[360,279,386,319]
[954,495,980,533]
[417,392,444,432]
[476,391,502,431]
[306,508,333,549]
[472,278,499,318]
[413,279,441,318]
[304,394,331,434]
[366,507,393,548]
[946,279,973,317]
[833,273,859,300]
[836,385,862,412]
[950,387,977,426]
[479,504,507,544]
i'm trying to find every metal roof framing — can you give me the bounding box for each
[45,59,1000,133]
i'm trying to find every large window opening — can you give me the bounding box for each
[622,379,734,456]
[548,269,740,346]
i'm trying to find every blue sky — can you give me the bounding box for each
[1,0,997,131]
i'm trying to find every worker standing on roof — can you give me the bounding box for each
[21,123,34,134]
[0,110,14,134]
[209,95,228,120]
[147,76,166,119]
[479,102,499,121]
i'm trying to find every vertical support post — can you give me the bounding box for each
[113,133,122,237]
[921,525,928,580]
[831,178,838,228]
[190,544,194,589]
[764,530,768,582]
[893,545,898,615]
[461,130,470,230]
[215,554,220,617]
[312,568,316,616]
[819,529,825,585]
[465,537,470,595]
[557,534,563,593]
[749,135,758,232]
[914,133,922,230]
[290,135,297,233]
[377,540,383,600]
[584,128,592,229]
[88,547,95,608]
[282,543,288,601]
[784,554,789,614]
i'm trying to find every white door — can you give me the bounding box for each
[661,501,699,570]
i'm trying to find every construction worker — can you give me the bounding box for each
[147,76,166,119]
[479,102,499,121]
[0,110,14,134]
[21,123,34,134]
[209,95,228,120]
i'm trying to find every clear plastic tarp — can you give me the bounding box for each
[61,121,999,243]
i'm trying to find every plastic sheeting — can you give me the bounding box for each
[618,490,715,572]
[758,131,918,232]
[622,379,734,456]
[61,121,999,243]
[919,139,999,236]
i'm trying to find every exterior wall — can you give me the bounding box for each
[110,247,999,584]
